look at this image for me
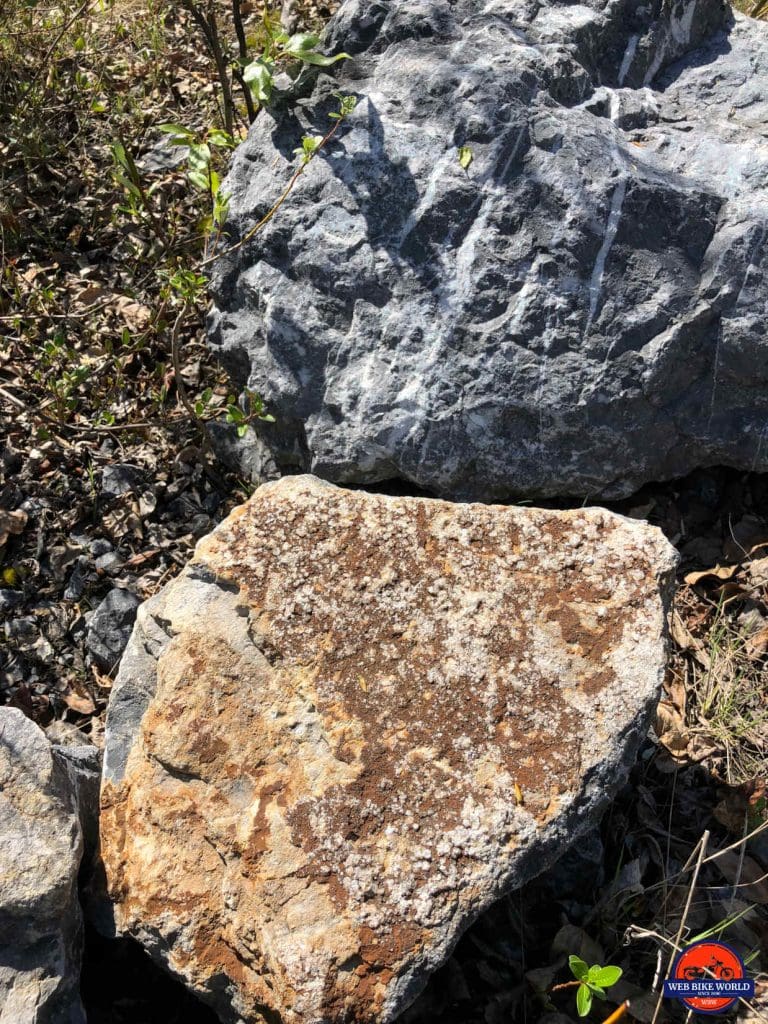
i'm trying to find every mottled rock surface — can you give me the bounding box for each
[101,476,677,1024]
[0,709,85,1024]
[209,0,768,499]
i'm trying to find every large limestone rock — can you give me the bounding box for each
[101,476,677,1024]
[208,0,768,500]
[0,709,85,1024]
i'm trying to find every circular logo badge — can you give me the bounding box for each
[668,940,748,1014]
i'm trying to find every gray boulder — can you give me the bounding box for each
[0,709,85,1024]
[209,0,768,500]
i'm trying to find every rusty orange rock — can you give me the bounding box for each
[101,476,677,1023]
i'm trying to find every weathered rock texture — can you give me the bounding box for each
[0,709,85,1024]
[209,0,768,500]
[101,475,677,1024]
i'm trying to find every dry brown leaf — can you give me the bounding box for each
[663,673,687,717]
[654,701,690,757]
[64,692,96,715]
[713,580,751,604]
[0,508,28,546]
[684,564,739,586]
[115,295,152,330]
[75,283,107,307]
[746,624,768,658]
[747,555,768,591]
[669,609,711,668]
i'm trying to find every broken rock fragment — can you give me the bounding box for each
[0,709,85,1024]
[101,476,677,1024]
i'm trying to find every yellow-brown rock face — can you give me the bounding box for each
[100,475,677,1023]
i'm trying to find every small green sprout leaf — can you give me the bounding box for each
[283,31,321,53]
[158,122,196,145]
[590,966,622,988]
[576,984,592,1017]
[294,134,324,166]
[282,32,350,65]
[566,957,622,1018]
[569,956,589,982]
[458,145,473,170]
[207,128,234,149]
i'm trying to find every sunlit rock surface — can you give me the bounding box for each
[209,0,768,499]
[101,476,677,1023]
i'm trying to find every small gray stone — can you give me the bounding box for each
[86,588,142,673]
[94,552,121,572]
[100,463,144,498]
[0,589,23,615]
[0,709,85,1024]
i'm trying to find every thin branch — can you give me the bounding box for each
[170,305,198,419]
[650,831,709,1024]
[200,114,347,267]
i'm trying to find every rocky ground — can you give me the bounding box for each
[1,0,768,1021]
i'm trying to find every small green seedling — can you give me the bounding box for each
[568,956,623,1017]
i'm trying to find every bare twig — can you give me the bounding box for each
[200,114,347,267]
[650,831,709,1024]
[170,304,198,419]
[182,0,235,136]
[231,0,257,122]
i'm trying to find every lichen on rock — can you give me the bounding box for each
[101,476,677,1024]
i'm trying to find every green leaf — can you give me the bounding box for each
[569,956,589,982]
[589,966,622,989]
[588,985,607,1000]
[237,423,249,437]
[294,49,350,66]
[158,122,195,145]
[576,984,592,1018]
[207,128,234,149]
[188,143,212,170]
[283,32,321,53]
[294,134,323,164]
[187,168,210,192]
[458,145,473,170]
[243,60,273,104]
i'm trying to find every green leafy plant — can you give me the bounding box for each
[157,123,235,231]
[226,388,275,437]
[568,956,623,1017]
[242,14,350,107]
